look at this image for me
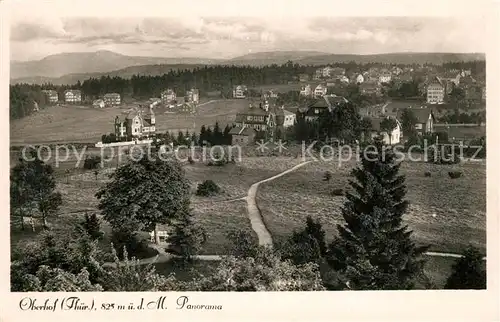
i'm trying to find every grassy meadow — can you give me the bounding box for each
[256,159,486,254]
[10,99,249,145]
[9,155,301,256]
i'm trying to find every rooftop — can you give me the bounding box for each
[228,126,256,136]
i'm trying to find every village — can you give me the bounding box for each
[10,56,487,294]
[32,63,485,149]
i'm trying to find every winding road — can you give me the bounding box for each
[106,160,482,266]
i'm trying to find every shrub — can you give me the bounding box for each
[424,172,432,177]
[196,180,221,196]
[111,230,157,260]
[81,213,103,240]
[331,188,344,196]
[207,153,228,166]
[226,230,259,258]
[83,156,101,170]
[448,171,462,179]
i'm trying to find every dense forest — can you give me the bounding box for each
[9,60,486,121]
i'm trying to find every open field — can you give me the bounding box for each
[256,159,486,254]
[10,99,249,144]
[10,156,302,256]
[434,124,486,140]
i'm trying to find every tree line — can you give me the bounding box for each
[11,59,485,121]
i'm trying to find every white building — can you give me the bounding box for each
[314,84,327,98]
[379,73,392,84]
[92,99,105,108]
[283,110,296,128]
[233,85,248,99]
[161,89,176,104]
[339,75,350,84]
[185,88,200,104]
[64,90,82,103]
[300,84,312,97]
[42,90,59,103]
[148,98,162,109]
[369,117,402,145]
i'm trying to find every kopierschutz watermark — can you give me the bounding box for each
[18,139,484,169]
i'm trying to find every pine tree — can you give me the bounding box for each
[279,216,327,265]
[166,201,207,261]
[327,138,429,290]
[223,125,232,145]
[81,213,103,240]
[213,122,222,145]
[190,132,198,146]
[199,125,207,146]
[176,130,185,145]
[445,246,486,289]
[205,127,213,146]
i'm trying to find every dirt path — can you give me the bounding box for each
[424,251,486,260]
[245,161,313,246]
[103,159,483,267]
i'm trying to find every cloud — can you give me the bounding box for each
[10,22,66,41]
[10,16,485,61]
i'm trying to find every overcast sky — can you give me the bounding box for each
[9,10,487,61]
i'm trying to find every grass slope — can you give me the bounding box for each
[256,160,486,254]
[10,99,249,144]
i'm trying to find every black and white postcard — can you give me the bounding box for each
[1,0,499,321]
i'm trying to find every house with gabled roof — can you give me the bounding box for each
[185,88,200,104]
[233,85,248,99]
[314,84,327,98]
[368,116,402,145]
[234,101,272,132]
[300,84,312,97]
[114,106,156,139]
[42,90,58,103]
[426,77,445,104]
[300,94,348,122]
[397,106,435,134]
[440,71,461,86]
[64,89,82,103]
[93,99,105,109]
[104,93,121,106]
[161,89,177,105]
[229,126,256,146]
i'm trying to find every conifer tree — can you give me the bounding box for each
[223,125,232,145]
[327,138,428,290]
[166,201,207,261]
[199,125,207,146]
[445,246,486,289]
[81,213,103,240]
[205,127,213,146]
[213,122,223,145]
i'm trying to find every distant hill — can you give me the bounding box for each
[223,51,330,66]
[10,50,485,85]
[294,52,485,65]
[10,50,221,79]
[11,64,208,85]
